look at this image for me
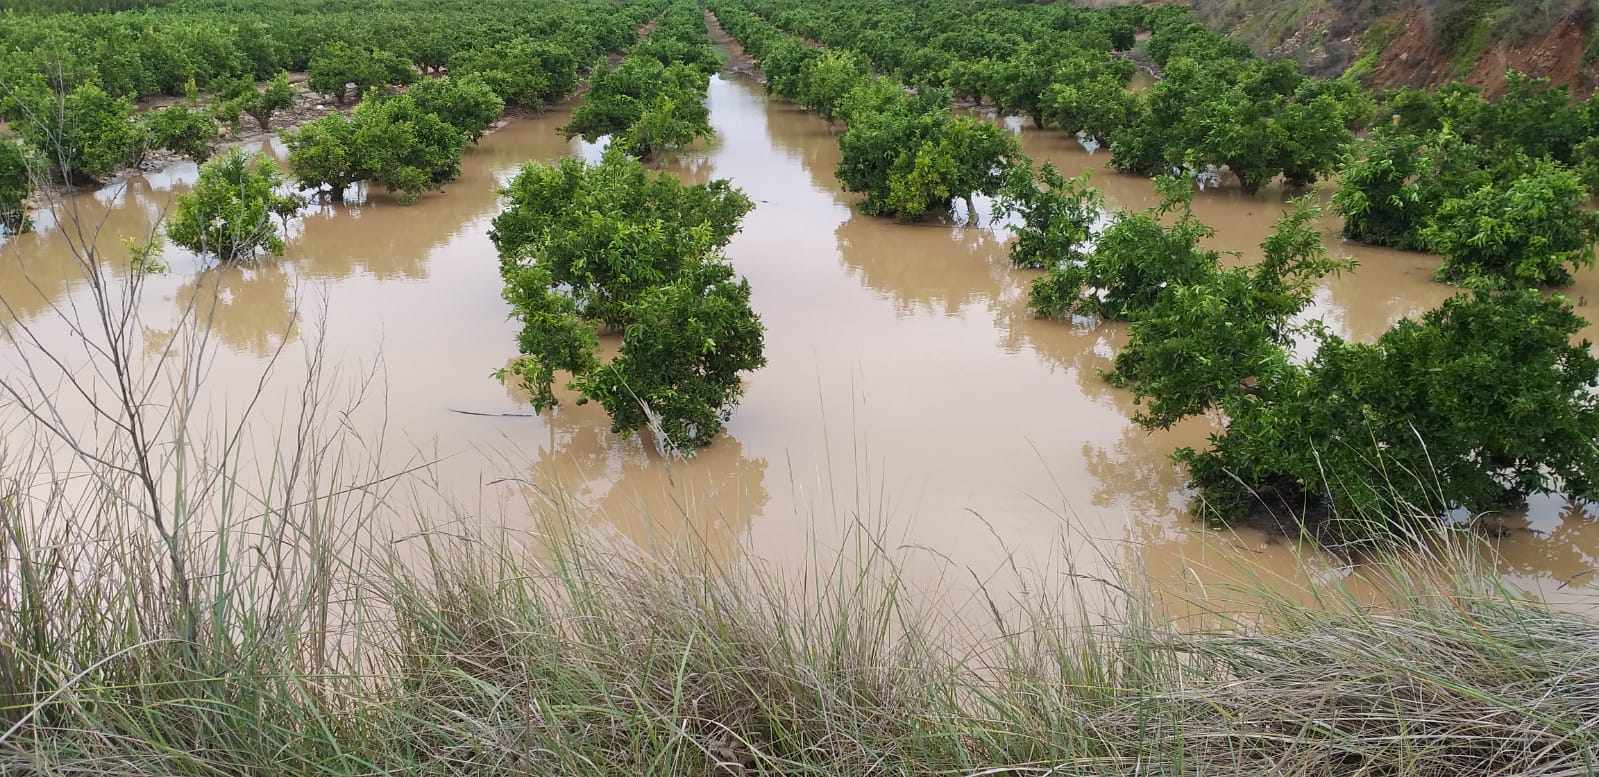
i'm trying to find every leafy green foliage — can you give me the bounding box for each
[240,71,296,130]
[1043,74,1140,144]
[166,149,304,261]
[1110,58,1352,192]
[1110,201,1352,428]
[988,50,1054,129]
[1144,21,1252,68]
[559,2,720,159]
[491,149,753,329]
[407,74,504,141]
[142,104,218,162]
[1575,136,1599,193]
[449,38,578,107]
[282,112,361,200]
[0,138,32,234]
[993,162,1101,270]
[836,88,1020,220]
[306,43,415,104]
[0,0,635,109]
[1029,178,1219,320]
[4,83,140,183]
[797,49,869,123]
[347,92,467,203]
[1420,158,1599,288]
[754,36,819,101]
[576,261,767,450]
[941,57,994,107]
[562,58,712,158]
[493,150,763,450]
[283,89,470,203]
[1470,71,1586,162]
[1382,74,1588,166]
[1181,291,1599,544]
[1331,128,1490,251]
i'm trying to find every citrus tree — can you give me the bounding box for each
[282,112,361,200]
[142,105,218,162]
[0,138,32,233]
[561,58,711,158]
[1029,178,1219,320]
[493,149,764,450]
[1109,200,1352,428]
[797,49,870,123]
[1332,128,1488,250]
[167,149,305,260]
[576,261,767,450]
[240,70,296,130]
[993,161,1102,270]
[1420,158,1599,287]
[1181,290,1599,544]
[836,88,1020,220]
[406,74,504,141]
[4,82,140,183]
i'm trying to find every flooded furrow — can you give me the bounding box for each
[3,73,1597,617]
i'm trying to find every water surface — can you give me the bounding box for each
[4,73,1597,616]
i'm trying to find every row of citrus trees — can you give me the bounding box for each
[708,0,1599,546]
[0,0,635,102]
[0,0,656,230]
[490,2,768,453]
[0,0,771,458]
[708,1,1021,221]
[718,0,1599,293]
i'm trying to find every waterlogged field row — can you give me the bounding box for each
[1,1,1599,772]
[688,0,1599,548]
[0,0,1597,557]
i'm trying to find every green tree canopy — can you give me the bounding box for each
[240,70,295,130]
[1420,157,1599,288]
[561,57,712,158]
[306,43,415,104]
[166,148,304,261]
[406,74,504,141]
[449,37,578,107]
[797,49,870,123]
[575,261,767,450]
[1332,128,1490,251]
[493,149,764,450]
[4,82,140,183]
[142,104,218,162]
[1029,178,1219,319]
[993,161,1102,270]
[347,91,467,203]
[1181,291,1599,545]
[282,111,361,200]
[0,138,32,234]
[835,88,1020,220]
[1109,201,1351,428]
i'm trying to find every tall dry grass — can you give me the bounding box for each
[1,475,1597,775]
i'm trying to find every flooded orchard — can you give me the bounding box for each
[5,73,1598,616]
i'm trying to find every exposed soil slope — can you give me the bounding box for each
[1178,0,1599,97]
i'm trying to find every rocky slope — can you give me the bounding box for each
[1178,0,1599,97]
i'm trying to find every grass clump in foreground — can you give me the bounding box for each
[2,486,1598,776]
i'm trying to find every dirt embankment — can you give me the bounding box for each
[705,9,762,81]
[1370,9,1595,98]
[121,74,344,176]
[1181,0,1598,98]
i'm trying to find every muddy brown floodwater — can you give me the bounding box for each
[3,74,1598,622]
